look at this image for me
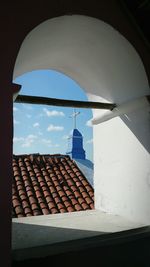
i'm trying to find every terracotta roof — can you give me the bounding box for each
[12,154,94,218]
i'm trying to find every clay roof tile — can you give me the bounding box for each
[82,191,89,199]
[71,199,78,206]
[78,197,85,205]
[90,203,94,209]
[14,170,20,177]
[65,189,73,197]
[51,208,59,214]
[42,208,50,215]
[74,204,82,211]
[81,180,89,186]
[54,196,62,204]
[17,185,24,191]
[29,196,37,204]
[22,200,30,209]
[13,199,20,208]
[45,196,53,203]
[51,192,58,198]
[19,194,27,201]
[67,206,75,212]
[74,191,81,199]
[24,180,31,187]
[15,206,24,216]
[18,190,26,197]
[57,203,65,210]
[76,181,83,187]
[12,154,94,218]
[82,203,90,210]
[64,200,72,208]
[58,190,66,198]
[88,191,94,198]
[24,207,32,216]
[31,203,39,211]
[40,202,48,209]
[67,179,74,187]
[43,190,50,198]
[85,197,93,205]
[55,185,63,192]
[60,208,67,213]
[47,202,56,210]
[85,185,93,192]
[33,210,42,216]
[70,185,78,192]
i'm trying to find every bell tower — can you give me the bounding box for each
[67,109,86,160]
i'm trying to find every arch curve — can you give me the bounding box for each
[13,15,150,224]
[13,15,149,103]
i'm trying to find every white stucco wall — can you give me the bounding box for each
[13,15,150,224]
[94,109,150,221]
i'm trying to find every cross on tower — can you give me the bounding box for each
[70,108,80,129]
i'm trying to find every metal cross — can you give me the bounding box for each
[70,108,80,129]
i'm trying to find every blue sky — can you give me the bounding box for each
[13,70,93,161]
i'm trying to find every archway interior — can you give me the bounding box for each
[13,15,150,224]
[13,15,149,152]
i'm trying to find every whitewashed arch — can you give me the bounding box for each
[13,15,150,224]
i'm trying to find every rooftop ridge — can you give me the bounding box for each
[13,153,70,159]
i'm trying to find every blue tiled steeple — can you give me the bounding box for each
[67,109,86,160]
[70,128,86,159]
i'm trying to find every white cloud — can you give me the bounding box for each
[86,119,93,127]
[13,137,24,143]
[13,107,18,112]
[86,138,93,144]
[41,138,52,145]
[13,135,37,147]
[21,134,37,148]
[27,134,37,139]
[22,142,33,148]
[62,135,69,140]
[47,124,64,132]
[41,139,60,148]
[14,119,20,125]
[43,108,65,117]
[33,122,40,128]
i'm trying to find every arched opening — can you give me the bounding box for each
[12,14,150,259]
[13,69,93,162]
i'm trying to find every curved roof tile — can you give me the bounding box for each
[12,154,94,218]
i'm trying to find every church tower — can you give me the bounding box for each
[67,109,86,160]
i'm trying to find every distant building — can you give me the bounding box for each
[67,109,86,160]
[67,128,86,160]
[66,109,93,186]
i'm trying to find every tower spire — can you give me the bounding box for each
[70,108,80,129]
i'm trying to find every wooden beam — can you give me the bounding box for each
[15,94,116,110]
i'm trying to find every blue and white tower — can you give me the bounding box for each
[67,109,86,160]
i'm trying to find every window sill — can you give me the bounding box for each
[12,209,148,261]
